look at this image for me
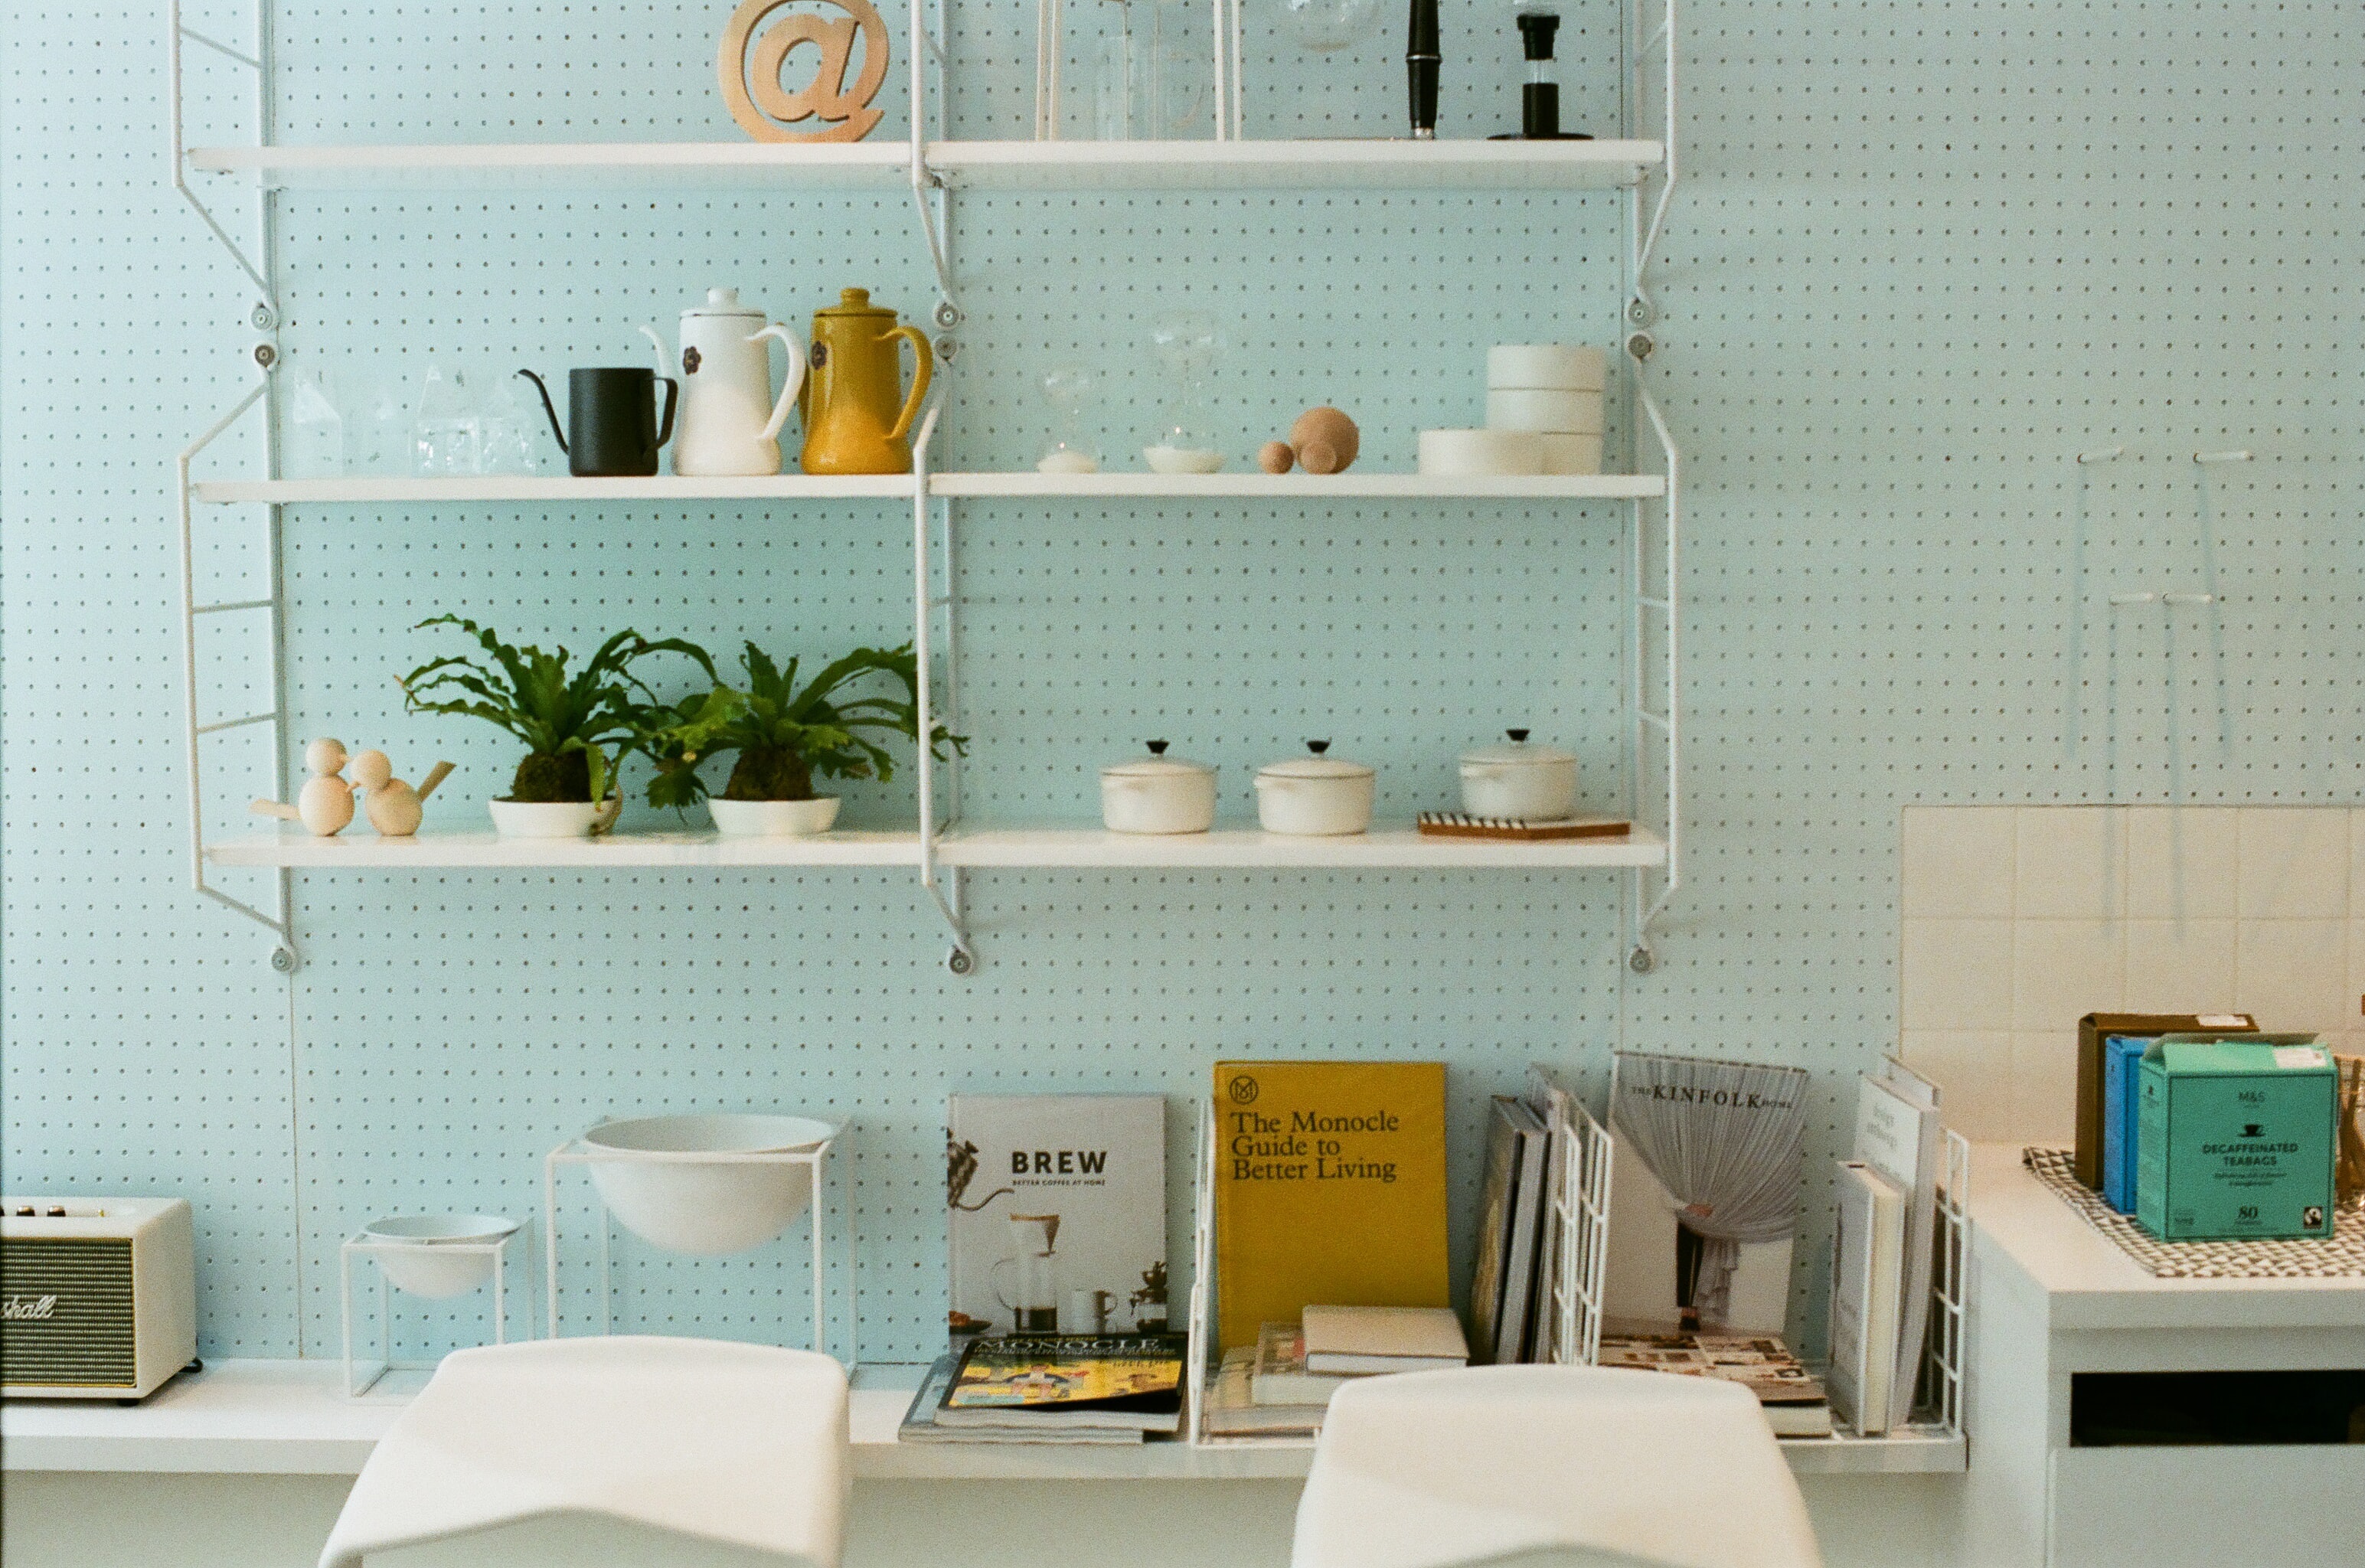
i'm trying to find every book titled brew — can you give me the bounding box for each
[1210,1060,1449,1351]
[946,1095,1168,1340]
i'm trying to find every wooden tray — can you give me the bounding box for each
[1416,812,1632,841]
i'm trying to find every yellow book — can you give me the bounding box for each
[1211,1060,1449,1351]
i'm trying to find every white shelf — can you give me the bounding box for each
[192,473,1660,505]
[204,823,1665,871]
[934,823,1668,869]
[203,829,926,869]
[187,139,1661,193]
[0,1360,1955,1479]
[933,472,1664,500]
[185,141,910,189]
[192,475,916,505]
[931,139,1662,190]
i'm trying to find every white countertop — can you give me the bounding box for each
[1965,1142,2365,1334]
[2,1358,1956,1478]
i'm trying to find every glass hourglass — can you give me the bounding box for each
[1142,310,1224,475]
[1037,367,1102,474]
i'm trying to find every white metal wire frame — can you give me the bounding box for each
[541,1131,856,1368]
[171,2,1682,979]
[1543,1094,1615,1368]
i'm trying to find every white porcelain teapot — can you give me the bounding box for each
[642,287,805,477]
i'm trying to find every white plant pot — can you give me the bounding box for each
[706,796,841,838]
[360,1214,518,1299]
[582,1112,835,1258]
[488,797,618,838]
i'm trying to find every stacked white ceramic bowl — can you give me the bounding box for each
[1485,345,1606,475]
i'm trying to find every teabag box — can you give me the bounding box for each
[2135,1036,2337,1241]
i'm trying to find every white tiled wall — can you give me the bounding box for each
[1900,808,2365,1143]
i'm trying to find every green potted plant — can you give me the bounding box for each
[399,615,710,838]
[640,640,960,837]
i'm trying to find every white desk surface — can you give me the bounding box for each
[1966,1142,2365,1334]
[2,1357,1955,1478]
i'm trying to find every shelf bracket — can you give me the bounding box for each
[909,399,977,975]
[1625,0,1679,342]
[178,381,297,967]
[168,0,276,311]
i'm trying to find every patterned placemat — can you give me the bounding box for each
[2021,1146,2365,1279]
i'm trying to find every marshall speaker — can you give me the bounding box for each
[2,1197,196,1400]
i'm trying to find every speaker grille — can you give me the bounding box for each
[2,1236,136,1387]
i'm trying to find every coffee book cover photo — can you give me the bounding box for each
[946,1094,1168,1340]
[1210,1060,1449,1351]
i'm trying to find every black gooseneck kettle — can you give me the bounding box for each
[518,366,678,478]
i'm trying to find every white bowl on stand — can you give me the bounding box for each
[581,1113,836,1258]
[359,1214,520,1298]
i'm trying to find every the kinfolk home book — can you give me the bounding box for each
[1210,1060,1449,1352]
[946,1095,1168,1340]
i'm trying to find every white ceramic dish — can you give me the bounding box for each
[706,796,841,838]
[360,1214,521,1298]
[1459,729,1580,820]
[1537,431,1605,475]
[1101,742,1217,835]
[1254,743,1375,835]
[488,798,619,838]
[1487,344,1607,390]
[582,1112,835,1258]
[1144,444,1224,475]
[1417,429,1543,477]
[1486,387,1604,434]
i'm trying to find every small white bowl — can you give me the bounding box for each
[360,1214,519,1299]
[582,1112,836,1258]
[706,796,841,838]
[1144,444,1224,475]
[488,799,616,838]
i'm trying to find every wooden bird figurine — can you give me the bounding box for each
[251,737,356,835]
[348,750,455,838]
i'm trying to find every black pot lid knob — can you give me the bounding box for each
[1507,727,1530,743]
[1306,740,1331,755]
[1146,740,1168,755]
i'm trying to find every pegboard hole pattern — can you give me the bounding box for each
[5,2,2362,1363]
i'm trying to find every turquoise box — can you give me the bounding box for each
[2135,1037,2337,1241]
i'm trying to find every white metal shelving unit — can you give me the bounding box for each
[169,0,1681,977]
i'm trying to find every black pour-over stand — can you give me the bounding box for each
[1488,10,1596,141]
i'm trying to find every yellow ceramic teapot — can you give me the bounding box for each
[799,289,935,475]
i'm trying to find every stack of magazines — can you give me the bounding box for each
[899,1334,1188,1446]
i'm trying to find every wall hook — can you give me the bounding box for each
[2193,449,2252,465]
[2076,445,2125,465]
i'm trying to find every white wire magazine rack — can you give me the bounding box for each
[541,1129,856,1367]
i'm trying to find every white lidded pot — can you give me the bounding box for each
[1254,741,1375,836]
[643,287,805,478]
[1459,728,1579,821]
[1101,741,1217,835]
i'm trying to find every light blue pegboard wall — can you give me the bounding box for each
[4,2,2360,1363]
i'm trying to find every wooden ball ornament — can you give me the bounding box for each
[1257,440,1295,475]
[1289,407,1360,475]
